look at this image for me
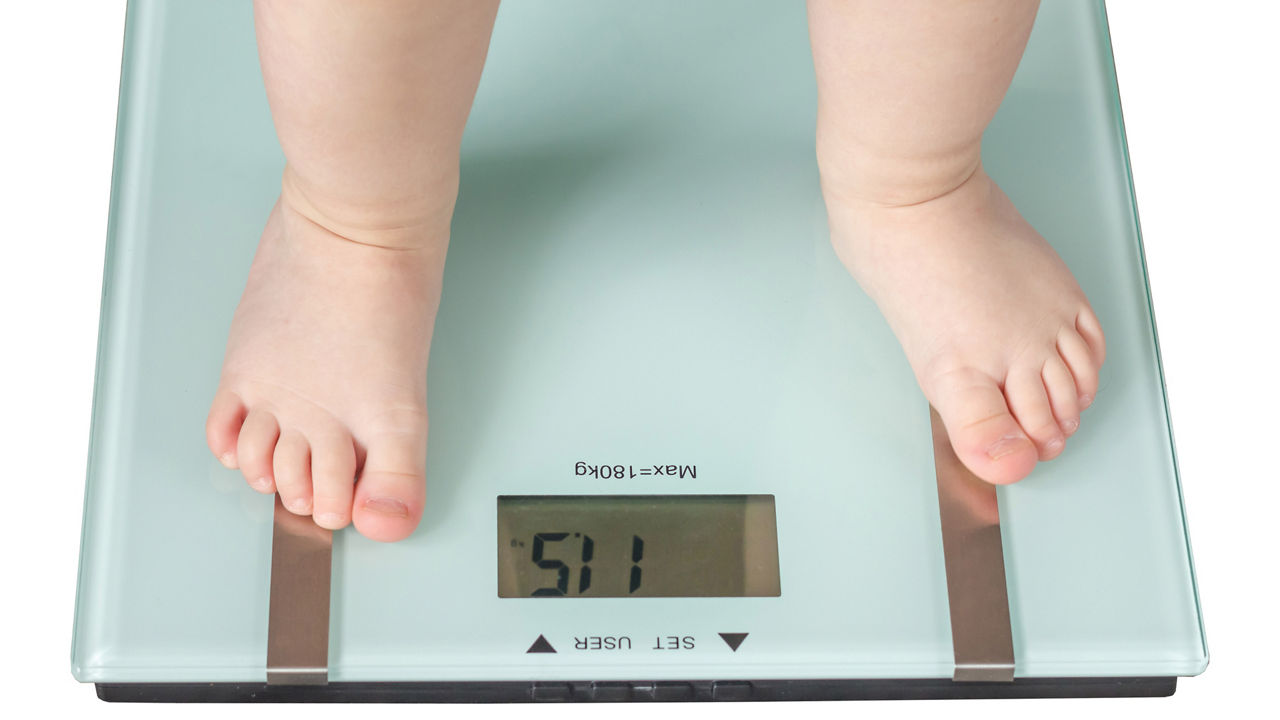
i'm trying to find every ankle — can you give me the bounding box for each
[821,156,994,234]
[821,162,997,275]
[815,127,985,210]
[279,164,456,251]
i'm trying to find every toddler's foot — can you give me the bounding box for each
[825,167,1106,484]
[205,193,445,541]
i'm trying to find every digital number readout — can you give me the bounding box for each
[496,495,780,598]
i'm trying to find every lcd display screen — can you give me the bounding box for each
[497,495,780,598]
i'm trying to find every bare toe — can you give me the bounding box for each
[236,409,280,493]
[1005,366,1066,461]
[1076,308,1106,366]
[272,430,310,511]
[206,389,246,469]
[927,366,1037,485]
[1041,355,1081,436]
[352,428,427,543]
[310,427,358,530]
[1057,328,1100,409]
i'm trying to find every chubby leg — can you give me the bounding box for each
[808,0,1105,484]
[206,0,500,540]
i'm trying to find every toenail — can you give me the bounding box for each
[364,497,409,518]
[1046,437,1064,453]
[286,497,311,514]
[315,512,345,528]
[219,452,236,469]
[251,476,272,491]
[1079,394,1093,409]
[1062,418,1079,435]
[986,434,1027,461]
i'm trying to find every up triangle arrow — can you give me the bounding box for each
[526,634,557,654]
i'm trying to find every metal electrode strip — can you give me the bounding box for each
[931,407,1016,683]
[266,494,333,686]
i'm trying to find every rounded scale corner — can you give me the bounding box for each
[1187,650,1210,677]
[70,641,109,684]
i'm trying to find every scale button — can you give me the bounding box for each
[651,682,695,701]
[526,634,557,654]
[712,681,753,701]
[530,682,573,701]
[718,632,749,652]
[589,682,630,701]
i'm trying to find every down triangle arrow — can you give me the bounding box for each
[719,632,748,652]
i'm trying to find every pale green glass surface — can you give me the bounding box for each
[73,0,1206,682]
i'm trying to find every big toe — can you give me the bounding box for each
[352,430,427,543]
[927,366,1038,485]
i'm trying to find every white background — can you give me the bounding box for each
[1,1,1276,718]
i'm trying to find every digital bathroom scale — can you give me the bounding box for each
[72,0,1207,703]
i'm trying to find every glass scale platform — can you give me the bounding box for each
[72,0,1207,703]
